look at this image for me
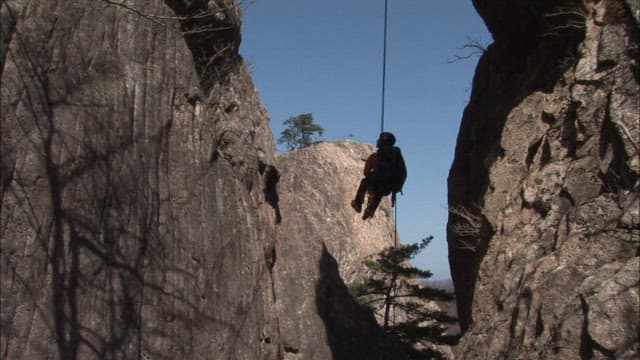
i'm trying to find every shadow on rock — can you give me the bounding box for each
[315,244,420,360]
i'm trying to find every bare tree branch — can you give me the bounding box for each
[447,36,488,64]
[541,2,587,37]
[448,204,483,252]
[100,0,233,33]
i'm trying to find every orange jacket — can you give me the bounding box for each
[363,146,407,194]
[363,152,378,176]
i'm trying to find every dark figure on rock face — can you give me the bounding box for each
[351,132,407,220]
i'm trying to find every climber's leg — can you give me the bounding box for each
[352,177,370,213]
[363,192,382,220]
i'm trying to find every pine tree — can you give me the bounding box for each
[349,236,457,358]
[277,113,324,150]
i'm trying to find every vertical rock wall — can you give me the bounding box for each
[1,1,408,359]
[1,0,280,358]
[273,141,399,359]
[448,0,639,358]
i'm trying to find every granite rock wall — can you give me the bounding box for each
[448,0,639,358]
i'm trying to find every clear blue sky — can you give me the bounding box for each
[240,1,491,280]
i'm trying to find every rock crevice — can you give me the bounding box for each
[448,0,639,358]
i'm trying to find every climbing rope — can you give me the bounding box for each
[380,0,389,134]
[394,199,398,247]
[380,0,400,249]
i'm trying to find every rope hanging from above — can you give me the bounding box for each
[380,0,389,134]
[394,199,398,247]
[380,0,399,248]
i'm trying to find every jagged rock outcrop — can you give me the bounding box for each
[276,141,399,283]
[273,141,399,359]
[1,1,406,359]
[448,0,639,358]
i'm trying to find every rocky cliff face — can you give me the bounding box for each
[448,0,639,358]
[0,1,405,359]
[273,140,401,359]
[1,0,281,358]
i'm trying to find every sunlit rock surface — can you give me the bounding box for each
[0,1,408,359]
[448,0,639,358]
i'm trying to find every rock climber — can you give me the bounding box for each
[351,132,407,220]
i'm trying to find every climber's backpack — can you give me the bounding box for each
[373,146,406,197]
